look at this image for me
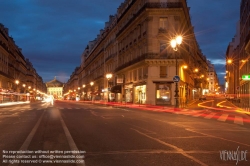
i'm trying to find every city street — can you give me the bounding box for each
[0,99,250,166]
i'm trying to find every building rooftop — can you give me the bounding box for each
[46,77,64,87]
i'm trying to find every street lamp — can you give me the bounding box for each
[90,82,94,101]
[170,35,182,108]
[106,73,113,102]
[82,84,86,100]
[227,59,232,64]
[15,80,19,92]
[15,80,19,101]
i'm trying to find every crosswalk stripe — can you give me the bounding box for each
[234,116,243,125]
[192,113,204,117]
[217,114,228,122]
[204,113,216,119]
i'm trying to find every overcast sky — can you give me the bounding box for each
[0,0,240,84]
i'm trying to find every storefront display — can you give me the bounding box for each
[156,83,171,105]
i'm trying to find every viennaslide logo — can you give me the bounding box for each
[220,146,248,165]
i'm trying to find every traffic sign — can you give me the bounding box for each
[242,75,250,80]
[173,75,180,82]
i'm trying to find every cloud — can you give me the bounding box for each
[0,0,239,85]
[208,59,226,65]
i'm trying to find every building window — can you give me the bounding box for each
[160,66,168,78]
[156,83,171,105]
[159,17,168,30]
[160,40,167,53]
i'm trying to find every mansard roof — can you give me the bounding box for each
[46,77,64,87]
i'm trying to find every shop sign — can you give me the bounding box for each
[242,75,250,80]
[117,78,123,83]
[125,84,133,89]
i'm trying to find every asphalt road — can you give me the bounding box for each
[0,100,250,166]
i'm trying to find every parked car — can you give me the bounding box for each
[199,95,206,100]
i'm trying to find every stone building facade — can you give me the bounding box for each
[239,0,250,111]
[66,0,210,107]
[46,77,64,99]
[226,0,250,111]
[0,23,46,102]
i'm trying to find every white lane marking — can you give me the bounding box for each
[192,113,204,117]
[234,116,243,125]
[9,110,46,166]
[204,113,216,119]
[217,114,228,122]
[131,128,207,166]
[59,109,85,166]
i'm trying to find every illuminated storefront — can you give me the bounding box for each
[125,84,133,103]
[134,85,146,104]
[155,83,171,105]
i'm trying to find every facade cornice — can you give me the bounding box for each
[145,59,183,66]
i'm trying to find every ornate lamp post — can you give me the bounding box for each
[82,84,86,100]
[170,35,182,108]
[22,84,26,101]
[22,84,26,92]
[106,73,113,102]
[15,80,19,92]
[14,80,19,101]
[90,82,94,101]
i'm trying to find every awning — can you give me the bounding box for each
[153,81,174,84]
[111,85,122,93]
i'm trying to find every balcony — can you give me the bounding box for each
[117,2,182,37]
[158,28,168,34]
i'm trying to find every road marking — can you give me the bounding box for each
[131,128,207,166]
[59,109,85,166]
[217,114,228,122]
[234,116,243,125]
[8,110,46,166]
[192,113,204,117]
[204,113,216,119]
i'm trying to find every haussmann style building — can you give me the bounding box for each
[0,23,46,103]
[65,0,214,107]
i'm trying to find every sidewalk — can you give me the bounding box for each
[222,99,250,116]
[0,101,31,107]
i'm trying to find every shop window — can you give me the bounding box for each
[156,84,171,105]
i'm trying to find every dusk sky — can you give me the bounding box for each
[0,0,240,84]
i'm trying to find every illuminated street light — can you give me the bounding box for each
[170,35,182,108]
[106,73,113,102]
[227,59,232,64]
